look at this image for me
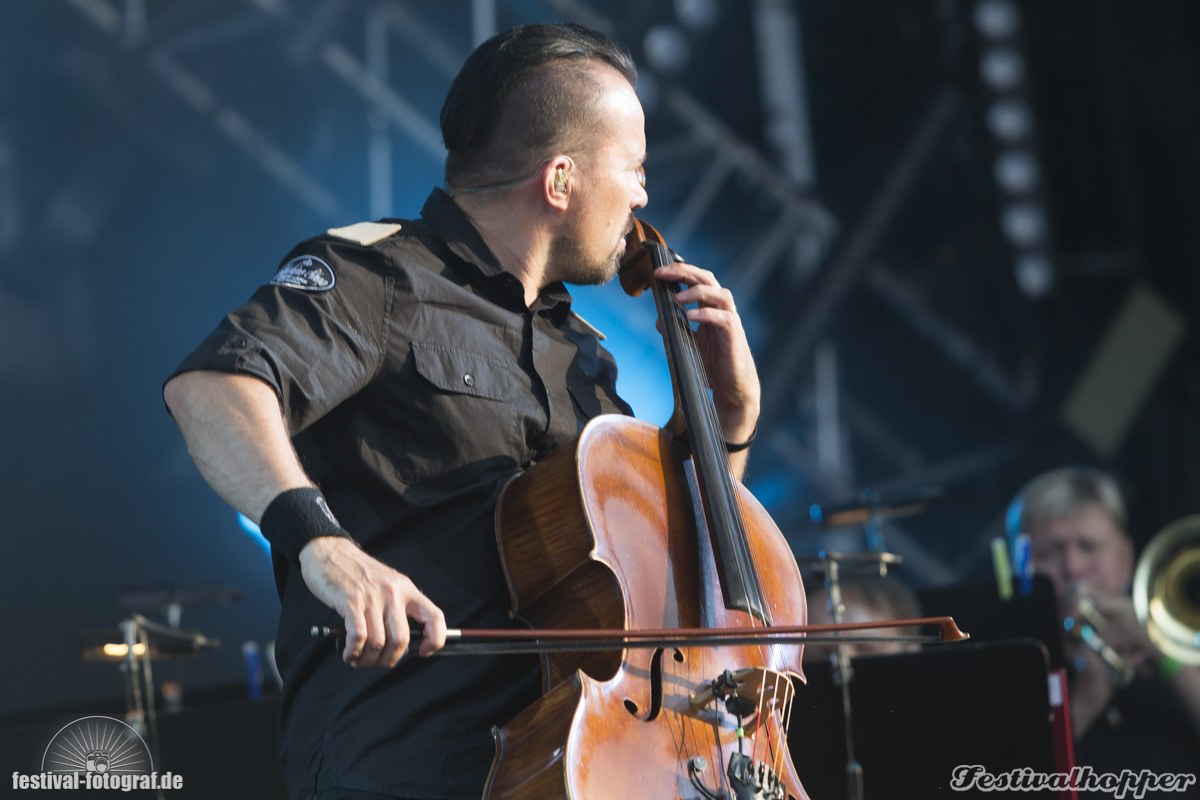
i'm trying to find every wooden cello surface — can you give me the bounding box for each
[485,221,810,800]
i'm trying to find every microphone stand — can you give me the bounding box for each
[119,616,166,800]
[823,558,864,800]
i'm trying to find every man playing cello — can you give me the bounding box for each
[164,22,762,799]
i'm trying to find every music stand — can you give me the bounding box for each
[789,640,1057,799]
[917,575,1064,669]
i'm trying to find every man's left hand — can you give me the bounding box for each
[653,262,760,446]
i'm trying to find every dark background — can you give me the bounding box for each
[2,0,1198,765]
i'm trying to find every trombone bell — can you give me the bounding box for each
[1133,514,1200,667]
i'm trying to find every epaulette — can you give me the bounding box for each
[326,221,403,246]
[569,311,606,340]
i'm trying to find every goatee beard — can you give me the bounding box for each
[550,228,625,287]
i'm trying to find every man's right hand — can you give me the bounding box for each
[1082,588,1160,675]
[164,371,449,669]
[298,536,448,668]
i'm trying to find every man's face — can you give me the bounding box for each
[1029,503,1134,607]
[550,64,648,285]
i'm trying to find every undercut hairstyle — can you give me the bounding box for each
[1014,466,1128,535]
[440,23,638,190]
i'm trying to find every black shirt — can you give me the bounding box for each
[170,188,633,798]
[1075,675,1200,799]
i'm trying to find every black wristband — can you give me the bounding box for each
[724,425,758,453]
[259,487,354,567]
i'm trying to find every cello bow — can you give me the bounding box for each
[311,615,969,656]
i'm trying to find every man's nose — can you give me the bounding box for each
[632,183,648,210]
[1062,547,1092,583]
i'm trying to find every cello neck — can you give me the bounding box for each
[640,235,771,626]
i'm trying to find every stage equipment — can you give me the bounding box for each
[1061,283,1185,457]
[789,640,1058,799]
[796,550,905,800]
[800,484,937,798]
[78,622,219,662]
[117,583,240,628]
[77,585,232,798]
[808,485,941,553]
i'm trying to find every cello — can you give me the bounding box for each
[485,218,813,800]
[304,223,967,794]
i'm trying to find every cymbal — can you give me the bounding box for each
[808,485,942,528]
[116,584,240,610]
[77,625,220,663]
[795,550,904,571]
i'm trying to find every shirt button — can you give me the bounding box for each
[463,373,475,387]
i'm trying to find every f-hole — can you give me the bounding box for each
[623,648,667,722]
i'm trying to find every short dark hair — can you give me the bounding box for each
[440,23,637,189]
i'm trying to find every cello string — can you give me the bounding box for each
[780,675,796,778]
[652,236,802,784]
[652,250,751,628]
[672,280,767,631]
[775,674,792,778]
[662,260,767,637]
[654,257,795,749]
[768,671,785,769]
[753,666,770,766]
[657,254,773,774]
[651,260,725,749]
[770,681,783,779]
[641,228,782,651]
[777,681,787,777]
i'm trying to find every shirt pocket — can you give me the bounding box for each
[411,341,516,402]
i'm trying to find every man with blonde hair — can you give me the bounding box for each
[1018,467,1200,792]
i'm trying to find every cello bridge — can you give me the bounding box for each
[689,667,790,729]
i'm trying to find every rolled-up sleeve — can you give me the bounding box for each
[168,239,392,433]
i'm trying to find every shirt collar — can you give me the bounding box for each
[420,187,573,323]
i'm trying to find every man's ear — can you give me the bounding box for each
[543,155,574,209]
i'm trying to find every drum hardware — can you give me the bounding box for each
[78,622,220,663]
[801,486,932,799]
[808,485,942,553]
[117,584,240,629]
[796,549,908,800]
[119,617,162,800]
[79,604,223,800]
[109,583,235,707]
[77,615,220,726]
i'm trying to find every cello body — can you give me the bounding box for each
[485,415,810,800]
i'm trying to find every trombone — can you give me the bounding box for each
[1064,514,1200,686]
[1133,514,1200,668]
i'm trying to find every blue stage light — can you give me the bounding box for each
[238,513,272,556]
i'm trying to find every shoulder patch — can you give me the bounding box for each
[569,312,607,340]
[326,221,403,246]
[271,255,336,292]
